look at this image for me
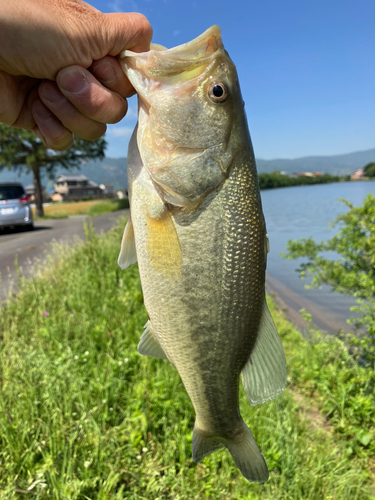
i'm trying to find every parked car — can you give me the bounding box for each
[0,183,34,231]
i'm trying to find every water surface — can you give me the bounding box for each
[261,181,375,333]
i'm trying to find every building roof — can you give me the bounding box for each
[65,182,100,190]
[55,174,89,182]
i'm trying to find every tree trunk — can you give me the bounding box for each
[32,166,44,218]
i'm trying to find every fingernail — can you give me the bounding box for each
[40,83,65,103]
[59,69,86,94]
[94,61,116,83]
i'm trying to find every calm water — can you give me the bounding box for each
[261,181,375,332]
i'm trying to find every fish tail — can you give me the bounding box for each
[192,421,269,483]
[226,421,269,483]
[192,423,225,463]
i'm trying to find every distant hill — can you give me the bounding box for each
[256,148,375,175]
[1,149,374,190]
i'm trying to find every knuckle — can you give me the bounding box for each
[132,13,153,40]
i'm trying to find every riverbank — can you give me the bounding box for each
[0,219,373,499]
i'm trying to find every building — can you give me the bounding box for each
[351,168,365,180]
[52,174,102,201]
[25,184,49,202]
[99,183,114,195]
[116,189,128,200]
[297,172,322,177]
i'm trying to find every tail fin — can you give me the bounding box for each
[192,421,269,483]
[226,422,269,483]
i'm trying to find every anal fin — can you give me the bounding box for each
[241,300,287,406]
[137,321,168,361]
[118,215,137,270]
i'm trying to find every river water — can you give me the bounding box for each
[261,181,375,334]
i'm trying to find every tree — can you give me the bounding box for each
[283,195,375,364]
[363,162,375,178]
[0,124,106,217]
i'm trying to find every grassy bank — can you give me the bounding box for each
[0,220,373,499]
[33,198,129,219]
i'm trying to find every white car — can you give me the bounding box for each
[0,183,34,231]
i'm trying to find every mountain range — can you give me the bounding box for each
[1,148,374,191]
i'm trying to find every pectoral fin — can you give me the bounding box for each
[137,321,168,360]
[146,208,182,277]
[118,215,137,270]
[241,300,287,406]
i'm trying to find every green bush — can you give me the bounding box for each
[284,194,375,364]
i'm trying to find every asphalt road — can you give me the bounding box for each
[0,210,129,302]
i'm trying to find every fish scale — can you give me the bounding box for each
[118,25,287,483]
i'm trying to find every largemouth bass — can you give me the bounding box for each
[118,25,287,483]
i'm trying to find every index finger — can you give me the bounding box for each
[90,56,134,98]
[101,12,153,55]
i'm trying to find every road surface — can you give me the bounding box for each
[0,210,128,302]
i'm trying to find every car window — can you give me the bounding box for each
[0,186,25,200]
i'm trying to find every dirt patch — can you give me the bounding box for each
[290,388,332,434]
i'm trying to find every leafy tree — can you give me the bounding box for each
[283,194,375,364]
[0,124,106,217]
[257,172,340,190]
[363,162,375,178]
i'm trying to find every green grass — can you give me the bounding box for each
[87,199,129,217]
[271,307,375,459]
[37,210,69,220]
[0,220,373,499]
[34,198,129,220]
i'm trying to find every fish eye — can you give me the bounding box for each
[208,81,228,103]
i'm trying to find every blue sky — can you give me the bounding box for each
[89,0,375,160]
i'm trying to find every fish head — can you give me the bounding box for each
[120,26,251,208]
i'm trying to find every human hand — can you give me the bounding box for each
[0,0,152,150]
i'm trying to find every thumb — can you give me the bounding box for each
[99,12,153,56]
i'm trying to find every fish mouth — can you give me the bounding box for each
[119,25,224,78]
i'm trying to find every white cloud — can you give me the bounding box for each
[173,30,181,37]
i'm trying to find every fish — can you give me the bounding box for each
[117,25,287,483]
